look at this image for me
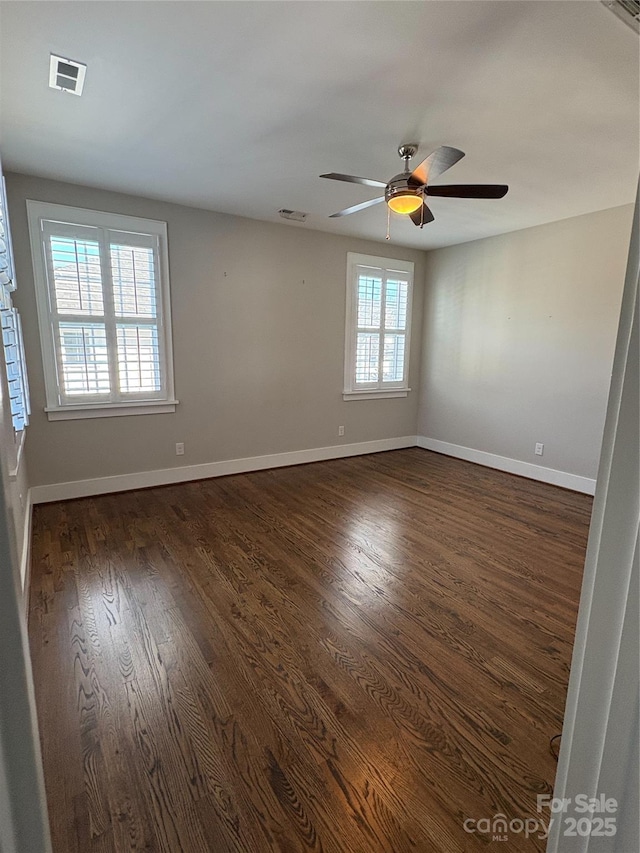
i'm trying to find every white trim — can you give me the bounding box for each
[29,435,599,503]
[417,436,596,495]
[344,252,413,396]
[343,389,410,401]
[27,200,170,241]
[45,400,178,420]
[20,489,32,612]
[30,436,418,504]
[26,200,175,415]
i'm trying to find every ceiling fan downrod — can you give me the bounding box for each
[398,144,418,173]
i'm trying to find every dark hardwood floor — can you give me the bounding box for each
[28,448,592,852]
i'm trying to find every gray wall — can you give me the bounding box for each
[6,171,632,491]
[418,204,634,480]
[6,173,425,487]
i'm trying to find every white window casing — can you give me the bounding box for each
[27,201,177,420]
[344,252,413,400]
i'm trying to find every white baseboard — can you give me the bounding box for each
[20,489,33,612]
[30,436,418,504]
[29,433,597,504]
[417,436,596,495]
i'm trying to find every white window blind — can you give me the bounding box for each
[27,202,176,420]
[0,169,29,445]
[0,299,30,432]
[344,253,413,399]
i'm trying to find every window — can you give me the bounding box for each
[27,201,176,420]
[1,302,30,433]
[1,172,30,475]
[344,252,413,400]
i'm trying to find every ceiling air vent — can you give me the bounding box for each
[49,54,87,95]
[601,0,640,33]
[279,209,308,223]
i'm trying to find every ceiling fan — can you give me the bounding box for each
[320,145,508,228]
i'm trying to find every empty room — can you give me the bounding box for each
[0,2,638,852]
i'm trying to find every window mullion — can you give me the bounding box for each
[114,316,157,327]
[351,266,358,391]
[49,313,65,405]
[51,310,106,323]
[152,240,167,396]
[97,228,120,403]
[378,271,387,388]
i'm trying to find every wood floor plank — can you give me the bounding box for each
[29,448,591,852]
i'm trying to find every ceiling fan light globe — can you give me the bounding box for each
[387,193,423,215]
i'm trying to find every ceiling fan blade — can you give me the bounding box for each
[320,173,387,189]
[409,203,435,228]
[426,184,509,199]
[410,146,465,186]
[329,197,385,218]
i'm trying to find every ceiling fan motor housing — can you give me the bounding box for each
[385,172,423,206]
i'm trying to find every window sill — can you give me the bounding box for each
[343,388,410,401]
[45,400,179,421]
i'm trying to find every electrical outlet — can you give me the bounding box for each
[338,425,345,437]
[535,442,544,456]
[175,442,185,456]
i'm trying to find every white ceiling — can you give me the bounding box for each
[0,1,638,249]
